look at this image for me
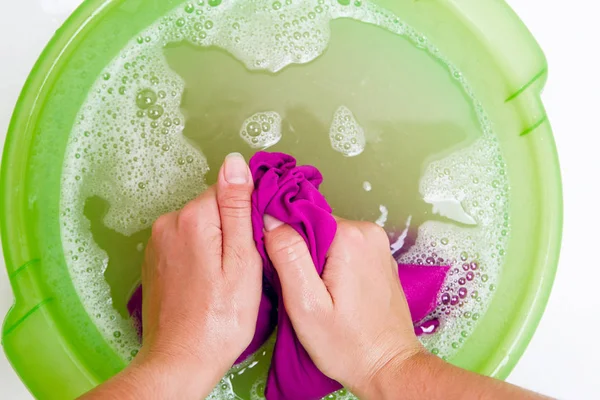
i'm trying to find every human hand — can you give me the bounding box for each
[135,153,263,396]
[263,216,423,396]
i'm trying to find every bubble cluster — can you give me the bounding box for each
[152,0,334,72]
[59,0,510,398]
[60,7,213,362]
[135,88,158,109]
[239,111,282,149]
[329,105,366,157]
[396,134,509,360]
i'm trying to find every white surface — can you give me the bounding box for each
[0,0,598,399]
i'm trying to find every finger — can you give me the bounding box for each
[323,221,370,293]
[325,221,359,269]
[264,215,332,317]
[216,153,258,274]
[178,187,223,262]
[150,210,179,242]
[147,210,178,274]
[322,233,360,303]
[179,186,220,232]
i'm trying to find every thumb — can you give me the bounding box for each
[217,153,260,274]
[263,215,332,317]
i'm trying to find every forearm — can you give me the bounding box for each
[355,351,551,400]
[79,353,224,400]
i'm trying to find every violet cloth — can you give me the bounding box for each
[127,151,449,400]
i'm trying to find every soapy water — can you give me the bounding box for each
[240,111,283,149]
[59,0,509,398]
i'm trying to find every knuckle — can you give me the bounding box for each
[219,191,252,219]
[177,203,223,254]
[270,242,301,266]
[298,298,317,315]
[151,214,172,238]
[297,295,325,318]
[337,222,365,244]
[178,204,201,230]
[179,190,219,229]
[360,221,388,241]
[269,227,302,248]
[269,230,309,265]
[219,196,252,218]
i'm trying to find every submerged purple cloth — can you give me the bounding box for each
[127,152,449,400]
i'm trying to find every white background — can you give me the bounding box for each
[1,0,599,399]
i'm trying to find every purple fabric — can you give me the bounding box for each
[127,151,449,400]
[248,152,341,399]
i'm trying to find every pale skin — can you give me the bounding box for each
[80,153,550,400]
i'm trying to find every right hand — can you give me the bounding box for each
[263,216,424,395]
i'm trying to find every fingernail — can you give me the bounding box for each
[264,214,284,232]
[224,152,250,184]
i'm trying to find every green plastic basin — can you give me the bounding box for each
[1,0,562,398]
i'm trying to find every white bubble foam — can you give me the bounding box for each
[398,135,509,359]
[329,105,366,157]
[239,111,282,149]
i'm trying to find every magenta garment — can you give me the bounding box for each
[247,152,341,399]
[127,151,449,400]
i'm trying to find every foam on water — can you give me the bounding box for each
[59,0,509,398]
[399,136,509,360]
[329,105,366,157]
[239,111,282,149]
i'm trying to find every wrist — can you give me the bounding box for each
[128,349,227,399]
[353,348,442,400]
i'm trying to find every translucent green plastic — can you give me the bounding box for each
[0,0,562,399]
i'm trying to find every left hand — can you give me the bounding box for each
[81,153,263,400]
[138,152,263,382]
